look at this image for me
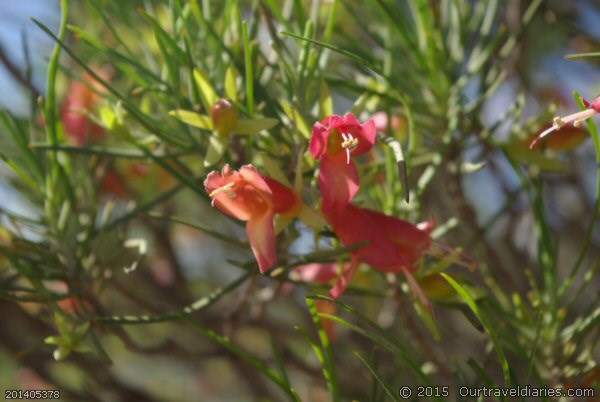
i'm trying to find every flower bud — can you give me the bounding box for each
[211,98,239,136]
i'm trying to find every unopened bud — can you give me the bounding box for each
[211,98,239,136]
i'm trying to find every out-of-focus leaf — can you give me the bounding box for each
[257,154,291,186]
[306,298,340,402]
[354,351,400,402]
[169,110,213,130]
[204,135,227,167]
[565,52,600,60]
[193,68,219,110]
[224,65,238,102]
[504,144,567,172]
[319,82,333,117]
[186,321,301,402]
[440,273,511,385]
[235,118,279,135]
[299,205,326,230]
[280,100,311,138]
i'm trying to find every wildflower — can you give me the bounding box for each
[325,203,432,274]
[309,113,376,207]
[529,96,599,149]
[315,202,432,298]
[61,67,112,146]
[204,164,301,272]
[310,113,376,165]
[322,204,475,299]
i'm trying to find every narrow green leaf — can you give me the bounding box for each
[311,296,435,388]
[186,321,301,402]
[95,271,251,324]
[235,118,279,135]
[281,31,382,76]
[565,52,600,60]
[169,110,213,129]
[193,68,219,110]
[204,135,227,167]
[280,100,310,138]
[306,298,340,402]
[440,273,511,385]
[147,214,247,248]
[319,83,333,117]
[224,65,238,102]
[354,351,400,402]
[242,21,254,115]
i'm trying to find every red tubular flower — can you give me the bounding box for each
[310,113,376,208]
[322,203,475,299]
[322,202,436,298]
[326,203,431,273]
[529,96,599,149]
[204,164,300,273]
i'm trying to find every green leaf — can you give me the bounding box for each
[311,296,435,388]
[95,272,251,324]
[235,118,279,135]
[280,100,310,138]
[413,301,441,341]
[169,110,213,130]
[147,214,247,248]
[204,135,227,167]
[224,65,239,102]
[257,154,291,186]
[354,351,400,402]
[319,82,333,117]
[440,273,511,385]
[306,298,340,402]
[565,52,600,60]
[281,31,382,76]
[186,321,301,402]
[242,21,254,115]
[193,68,219,110]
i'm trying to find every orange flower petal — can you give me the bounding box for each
[246,211,277,273]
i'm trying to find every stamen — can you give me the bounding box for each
[209,182,236,205]
[340,133,359,164]
[530,108,598,149]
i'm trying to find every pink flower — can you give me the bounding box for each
[325,203,432,273]
[204,164,300,273]
[309,113,376,208]
[310,113,376,163]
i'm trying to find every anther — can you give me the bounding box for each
[209,182,236,205]
[341,133,359,164]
